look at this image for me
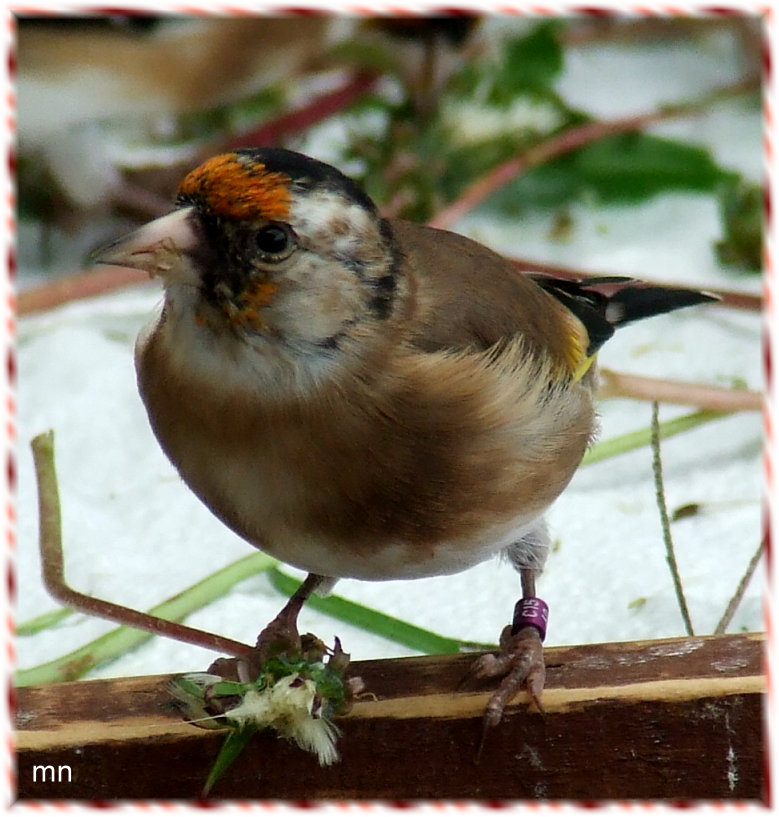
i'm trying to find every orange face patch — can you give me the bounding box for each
[178,153,292,222]
[224,279,279,331]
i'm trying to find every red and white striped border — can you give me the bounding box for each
[1,2,774,810]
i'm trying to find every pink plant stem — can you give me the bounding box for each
[429,77,759,231]
[32,431,253,658]
[18,266,149,316]
[226,71,379,148]
[599,368,762,412]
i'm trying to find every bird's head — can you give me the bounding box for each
[96,148,403,362]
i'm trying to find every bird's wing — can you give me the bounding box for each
[389,219,588,378]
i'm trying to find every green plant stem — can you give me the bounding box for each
[267,568,491,655]
[582,409,729,467]
[651,403,695,636]
[16,607,75,636]
[714,538,764,634]
[15,551,277,687]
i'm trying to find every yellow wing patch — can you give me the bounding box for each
[571,352,596,382]
[178,153,292,221]
[562,319,595,382]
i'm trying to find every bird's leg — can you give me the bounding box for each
[254,572,326,660]
[208,572,326,681]
[468,567,547,737]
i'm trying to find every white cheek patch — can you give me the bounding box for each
[278,261,364,342]
[151,283,339,402]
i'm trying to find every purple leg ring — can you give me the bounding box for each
[512,596,549,641]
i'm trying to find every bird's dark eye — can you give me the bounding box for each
[255,223,295,261]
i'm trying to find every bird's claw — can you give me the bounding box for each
[254,614,303,659]
[467,623,545,758]
[205,614,308,682]
[480,625,545,713]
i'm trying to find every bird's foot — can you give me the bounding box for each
[208,623,325,684]
[254,611,303,660]
[209,573,327,681]
[173,634,360,780]
[464,596,548,758]
[470,624,545,727]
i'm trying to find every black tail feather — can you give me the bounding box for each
[604,284,718,328]
[531,273,719,355]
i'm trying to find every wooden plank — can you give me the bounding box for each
[15,633,766,801]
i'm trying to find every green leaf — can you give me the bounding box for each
[489,133,736,214]
[210,680,252,697]
[576,133,734,199]
[202,725,258,798]
[168,674,232,729]
[500,22,564,94]
[448,22,565,107]
[715,179,763,271]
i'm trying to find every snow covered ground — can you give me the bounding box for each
[15,23,765,682]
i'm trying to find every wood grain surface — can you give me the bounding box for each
[15,633,766,801]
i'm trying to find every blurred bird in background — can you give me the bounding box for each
[15,13,484,273]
